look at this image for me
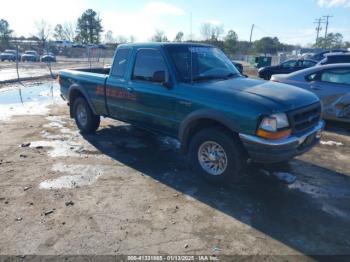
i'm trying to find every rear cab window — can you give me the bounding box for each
[111,48,131,78]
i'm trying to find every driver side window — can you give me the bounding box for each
[132,49,168,83]
[281,60,297,68]
[320,69,350,85]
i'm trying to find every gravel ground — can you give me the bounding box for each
[0,81,349,260]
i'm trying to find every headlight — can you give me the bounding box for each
[259,113,289,132]
[257,113,291,140]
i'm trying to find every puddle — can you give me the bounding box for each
[30,115,100,158]
[288,180,349,199]
[0,81,64,121]
[39,163,106,189]
[260,170,297,184]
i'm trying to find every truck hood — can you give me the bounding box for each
[198,77,319,112]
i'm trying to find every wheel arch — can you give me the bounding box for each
[68,84,97,118]
[179,109,243,154]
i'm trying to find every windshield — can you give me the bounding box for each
[166,45,240,82]
[25,51,36,55]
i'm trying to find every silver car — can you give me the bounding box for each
[271,64,350,123]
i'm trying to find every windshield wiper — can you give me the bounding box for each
[192,75,228,82]
[224,72,240,79]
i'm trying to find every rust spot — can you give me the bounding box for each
[96,86,136,101]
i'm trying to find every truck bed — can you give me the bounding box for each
[74,67,110,75]
[59,67,110,116]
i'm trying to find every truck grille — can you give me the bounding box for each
[288,103,321,134]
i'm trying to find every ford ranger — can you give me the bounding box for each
[59,43,324,184]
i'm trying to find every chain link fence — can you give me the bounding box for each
[0,45,115,85]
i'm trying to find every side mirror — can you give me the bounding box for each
[153,71,166,83]
[153,71,172,88]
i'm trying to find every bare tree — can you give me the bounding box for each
[35,20,51,49]
[212,24,224,41]
[116,35,127,44]
[62,22,76,42]
[151,30,168,42]
[200,23,224,41]
[200,23,212,41]
[104,30,114,43]
[129,35,136,43]
[54,24,64,41]
[174,31,184,42]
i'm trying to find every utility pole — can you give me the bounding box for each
[249,24,255,43]
[314,18,324,45]
[323,15,333,39]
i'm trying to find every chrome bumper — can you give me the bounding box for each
[239,121,325,163]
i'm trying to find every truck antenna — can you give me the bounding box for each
[190,12,193,85]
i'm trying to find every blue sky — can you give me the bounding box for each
[0,0,349,45]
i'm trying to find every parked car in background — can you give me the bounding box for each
[317,53,350,66]
[271,64,350,123]
[72,43,85,48]
[59,43,324,184]
[311,49,349,61]
[0,49,21,61]
[232,61,243,74]
[258,59,318,80]
[21,51,40,62]
[40,52,56,62]
[54,40,73,49]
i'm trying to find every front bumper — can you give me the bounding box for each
[239,120,324,163]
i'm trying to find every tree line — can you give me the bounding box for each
[1,8,349,55]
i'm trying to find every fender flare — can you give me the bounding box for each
[68,84,98,117]
[178,109,241,152]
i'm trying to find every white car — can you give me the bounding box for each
[271,63,350,123]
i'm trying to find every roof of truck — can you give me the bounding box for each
[117,42,213,48]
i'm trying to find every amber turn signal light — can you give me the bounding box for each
[256,128,291,140]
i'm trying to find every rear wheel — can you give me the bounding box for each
[264,74,271,80]
[188,127,245,184]
[73,97,100,134]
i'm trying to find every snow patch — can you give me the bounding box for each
[320,140,343,146]
[39,163,106,189]
[261,170,297,184]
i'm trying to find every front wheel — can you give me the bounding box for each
[188,127,245,184]
[73,97,100,134]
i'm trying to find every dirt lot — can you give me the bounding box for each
[0,81,350,259]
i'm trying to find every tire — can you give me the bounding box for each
[188,127,245,184]
[264,74,271,80]
[73,97,100,134]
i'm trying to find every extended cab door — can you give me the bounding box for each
[125,48,178,135]
[105,48,133,120]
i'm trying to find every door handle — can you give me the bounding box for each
[126,87,134,93]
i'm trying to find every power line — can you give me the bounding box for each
[249,24,255,43]
[314,18,324,44]
[323,15,333,38]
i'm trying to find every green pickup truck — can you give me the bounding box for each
[59,43,324,184]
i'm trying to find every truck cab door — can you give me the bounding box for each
[105,48,133,121]
[127,48,178,135]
